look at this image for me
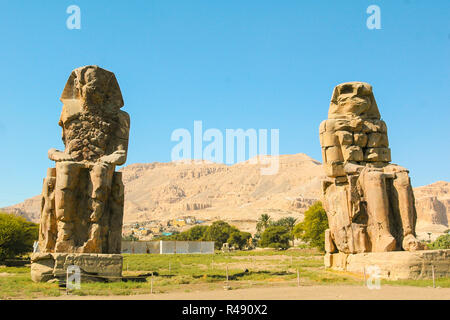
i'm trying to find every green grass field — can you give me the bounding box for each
[0,249,448,299]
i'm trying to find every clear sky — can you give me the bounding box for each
[0,0,449,207]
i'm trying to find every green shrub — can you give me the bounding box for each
[428,234,450,250]
[0,212,38,261]
[259,225,291,249]
[293,201,328,252]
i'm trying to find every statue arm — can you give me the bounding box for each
[47,114,74,162]
[99,149,127,165]
[48,148,74,162]
[344,162,364,175]
[99,111,130,166]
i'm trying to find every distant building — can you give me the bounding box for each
[150,226,162,233]
[184,216,197,224]
[170,219,187,227]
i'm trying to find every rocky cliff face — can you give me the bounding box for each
[414,181,449,233]
[2,154,448,235]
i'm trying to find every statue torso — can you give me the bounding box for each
[61,108,118,162]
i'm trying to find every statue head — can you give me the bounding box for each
[328,82,380,120]
[57,66,127,162]
[60,65,124,117]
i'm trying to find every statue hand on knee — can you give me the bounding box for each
[48,148,74,162]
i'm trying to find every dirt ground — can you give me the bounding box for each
[41,284,450,300]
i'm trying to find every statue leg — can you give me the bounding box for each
[392,171,423,251]
[81,162,114,253]
[39,168,57,252]
[361,170,396,252]
[108,172,125,254]
[54,162,83,253]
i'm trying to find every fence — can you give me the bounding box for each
[121,240,215,254]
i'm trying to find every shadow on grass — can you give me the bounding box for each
[1,258,30,267]
[191,270,294,281]
[122,272,160,282]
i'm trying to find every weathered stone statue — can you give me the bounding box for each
[320,82,423,254]
[31,65,130,282]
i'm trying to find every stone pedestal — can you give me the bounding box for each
[31,253,123,283]
[324,249,450,280]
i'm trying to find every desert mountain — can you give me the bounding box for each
[414,181,450,237]
[3,154,449,236]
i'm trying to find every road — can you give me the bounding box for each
[41,284,450,300]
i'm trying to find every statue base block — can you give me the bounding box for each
[324,249,450,280]
[31,253,123,283]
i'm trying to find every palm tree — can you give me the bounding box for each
[256,214,271,233]
[283,217,297,232]
[276,217,297,246]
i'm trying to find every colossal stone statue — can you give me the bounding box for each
[31,66,129,282]
[320,82,423,254]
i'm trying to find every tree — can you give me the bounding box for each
[259,225,291,250]
[293,201,328,252]
[205,221,239,249]
[256,214,271,233]
[228,231,252,250]
[184,225,209,241]
[271,217,297,246]
[0,212,38,261]
[428,234,450,250]
[154,222,251,251]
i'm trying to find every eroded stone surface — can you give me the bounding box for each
[320,82,423,254]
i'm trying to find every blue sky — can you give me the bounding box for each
[0,0,449,207]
